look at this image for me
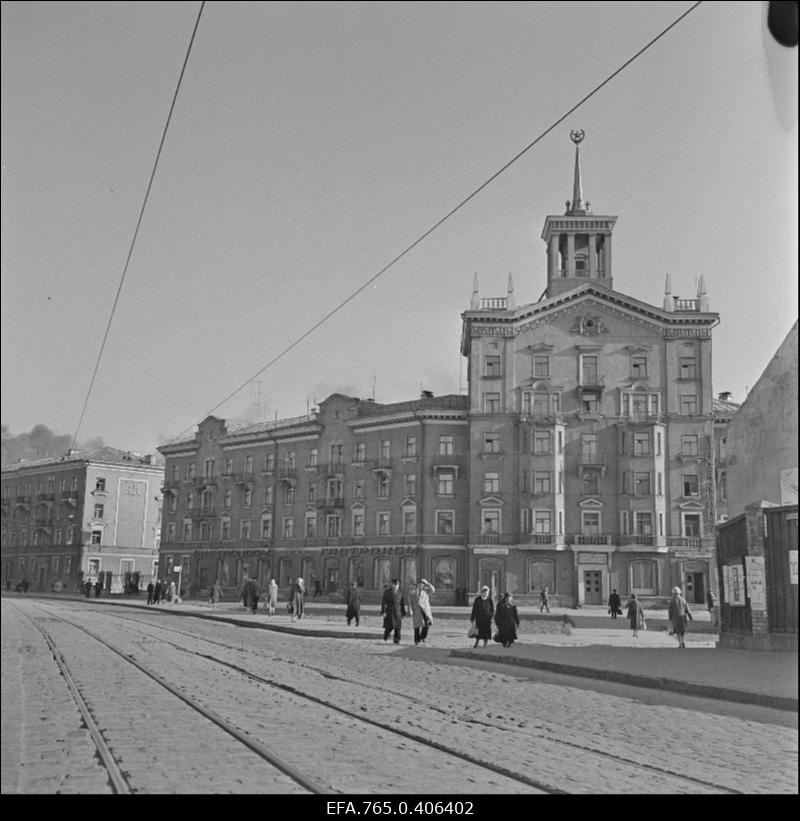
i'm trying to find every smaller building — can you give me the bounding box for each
[1,447,164,595]
[715,321,798,650]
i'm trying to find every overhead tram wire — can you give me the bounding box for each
[69,1,206,453]
[165,0,703,444]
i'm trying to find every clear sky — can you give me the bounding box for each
[1,1,797,455]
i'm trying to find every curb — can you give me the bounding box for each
[449,649,798,712]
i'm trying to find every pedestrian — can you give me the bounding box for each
[607,588,621,620]
[345,581,362,626]
[83,580,92,599]
[494,591,520,647]
[94,579,102,598]
[539,585,550,613]
[470,586,494,648]
[146,580,155,606]
[169,580,177,605]
[210,579,223,609]
[290,576,306,622]
[668,586,693,648]
[313,578,323,599]
[626,593,645,638]
[153,579,162,605]
[160,580,169,604]
[380,579,407,644]
[267,578,278,616]
[706,589,718,628]
[22,579,30,593]
[409,579,435,645]
[250,578,260,614]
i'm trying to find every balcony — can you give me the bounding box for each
[15,495,31,507]
[571,534,612,546]
[37,492,56,501]
[232,472,256,484]
[323,462,345,475]
[667,536,714,550]
[474,532,516,545]
[673,297,699,312]
[479,297,508,311]
[369,458,392,471]
[318,496,345,509]
[194,476,217,488]
[617,534,657,547]
[530,533,556,546]
[188,508,217,519]
[578,374,605,393]
[577,452,607,478]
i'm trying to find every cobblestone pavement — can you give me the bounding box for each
[2,598,797,794]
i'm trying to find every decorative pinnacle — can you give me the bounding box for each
[568,130,585,214]
[570,129,585,144]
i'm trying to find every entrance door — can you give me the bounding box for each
[479,559,504,601]
[38,564,46,591]
[686,572,705,604]
[583,570,603,604]
[325,560,340,593]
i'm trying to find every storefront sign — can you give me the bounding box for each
[578,553,607,564]
[472,548,509,555]
[744,556,766,609]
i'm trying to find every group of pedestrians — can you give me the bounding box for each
[145,579,177,605]
[469,587,521,648]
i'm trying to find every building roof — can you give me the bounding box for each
[355,394,468,418]
[713,397,741,418]
[1,446,161,475]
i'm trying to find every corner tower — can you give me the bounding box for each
[541,130,617,298]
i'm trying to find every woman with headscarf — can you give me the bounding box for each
[290,577,306,622]
[494,591,520,647]
[668,586,693,648]
[470,585,494,648]
[409,579,435,646]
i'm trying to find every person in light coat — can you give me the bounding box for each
[668,586,693,648]
[290,577,306,622]
[409,579,435,645]
[267,578,278,616]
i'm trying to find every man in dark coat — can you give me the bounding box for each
[153,579,162,605]
[380,579,406,644]
[345,581,362,626]
[608,588,622,620]
[146,581,155,606]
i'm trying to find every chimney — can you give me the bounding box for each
[718,391,732,401]
[421,390,434,399]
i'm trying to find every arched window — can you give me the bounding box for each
[528,558,555,594]
[630,560,657,595]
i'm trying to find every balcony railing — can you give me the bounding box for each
[617,534,656,547]
[37,493,56,501]
[531,533,556,545]
[673,298,699,312]
[318,496,345,508]
[188,508,217,519]
[667,536,714,549]
[323,462,345,475]
[572,534,612,546]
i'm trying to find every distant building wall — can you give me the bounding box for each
[725,321,798,513]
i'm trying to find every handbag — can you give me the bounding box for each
[286,602,293,614]
[467,625,478,638]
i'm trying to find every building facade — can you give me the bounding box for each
[1,448,163,593]
[158,394,471,601]
[460,132,722,607]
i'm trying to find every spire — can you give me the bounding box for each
[470,272,480,309]
[506,273,515,309]
[568,129,586,214]
[663,273,673,311]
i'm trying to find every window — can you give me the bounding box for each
[719,470,727,501]
[533,391,550,416]
[204,458,215,478]
[188,464,195,481]
[169,493,178,513]
[657,473,663,495]
[244,488,253,507]
[305,512,317,538]
[352,511,365,537]
[329,444,343,464]
[201,490,213,510]
[533,355,550,378]
[354,479,365,499]
[534,471,550,495]
[261,516,272,539]
[484,432,500,453]
[533,430,551,454]
[405,436,417,457]
[582,473,599,495]
[55,528,63,544]
[287,451,296,469]
[582,512,601,535]
[244,456,254,477]
[183,521,192,541]
[680,357,697,379]
[521,508,532,533]
[51,555,60,575]
[377,473,390,498]
[167,522,176,542]
[534,510,552,534]
[432,557,456,591]
[327,515,342,537]
[374,557,391,590]
[403,509,416,535]
[683,474,699,496]
[88,558,101,577]
[635,512,653,535]
[221,519,231,540]
[282,517,294,538]
[436,510,454,535]
[631,356,648,378]
[483,392,501,413]
[308,449,318,467]
[307,483,317,502]
[635,472,651,496]
[377,511,390,535]
[581,434,598,462]
[528,558,555,594]
[380,440,390,460]
[681,395,698,415]
[404,474,416,497]
[91,529,102,546]
[683,513,702,537]
[484,355,501,377]
[438,471,455,495]
[354,442,365,462]
[265,453,275,472]
[681,434,699,456]
[93,504,104,519]
[633,432,650,456]
[439,435,454,456]
[631,560,656,594]
[171,464,180,482]
[223,489,232,509]
[282,483,294,504]
[581,392,600,414]
[482,510,500,534]
[224,458,233,476]
[580,355,599,384]
[199,521,209,541]
[265,486,273,506]
[64,556,72,574]
[95,478,106,492]
[483,472,499,494]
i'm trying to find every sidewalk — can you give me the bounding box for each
[6,592,796,712]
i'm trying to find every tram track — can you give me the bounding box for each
[36,600,749,795]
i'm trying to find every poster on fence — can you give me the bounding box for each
[723,563,746,606]
[744,556,766,608]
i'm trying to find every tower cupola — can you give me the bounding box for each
[541,131,617,298]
